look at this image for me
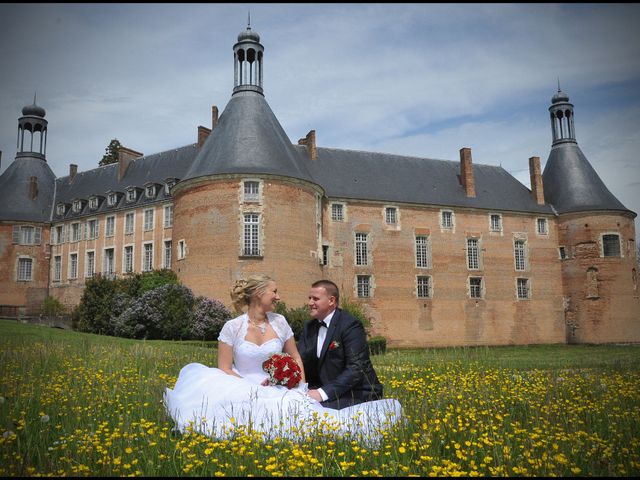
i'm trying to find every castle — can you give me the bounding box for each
[1,25,638,347]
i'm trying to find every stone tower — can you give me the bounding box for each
[542,86,639,343]
[0,96,56,313]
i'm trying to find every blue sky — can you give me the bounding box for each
[1,3,639,229]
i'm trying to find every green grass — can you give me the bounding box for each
[1,319,639,476]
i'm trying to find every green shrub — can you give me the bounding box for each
[368,335,387,355]
[340,297,371,335]
[41,296,66,317]
[74,274,120,335]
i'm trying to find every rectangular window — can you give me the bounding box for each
[126,189,136,202]
[243,213,260,256]
[415,235,432,268]
[85,251,95,278]
[18,258,33,281]
[514,239,526,271]
[21,226,34,244]
[125,212,135,235]
[146,185,155,198]
[105,216,115,237]
[331,203,344,221]
[417,275,431,298]
[603,234,621,257]
[108,193,117,207]
[56,204,65,216]
[53,255,62,282]
[87,219,99,239]
[164,205,174,228]
[177,240,186,260]
[104,248,115,276]
[52,224,64,244]
[243,181,260,202]
[322,245,329,266]
[355,232,368,266]
[537,218,548,235]
[469,277,483,299]
[164,240,172,269]
[467,238,480,270]
[441,210,454,229]
[143,243,153,272]
[490,214,502,232]
[144,209,154,231]
[385,207,397,225]
[124,246,134,273]
[357,275,371,298]
[69,253,78,279]
[71,223,81,242]
[517,278,530,299]
[89,197,98,210]
[559,246,567,260]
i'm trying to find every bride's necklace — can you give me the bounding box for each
[249,316,267,335]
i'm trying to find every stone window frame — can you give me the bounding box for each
[468,276,484,299]
[354,232,369,266]
[416,275,432,299]
[415,234,432,269]
[440,209,455,231]
[536,217,549,236]
[85,250,96,278]
[163,204,174,228]
[356,274,372,298]
[89,196,99,210]
[489,213,503,233]
[331,202,346,222]
[600,232,623,258]
[17,256,34,282]
[242,212,262,257]
[56,203,66,216]
[163,239,172,269]
[516,277,531,300]
[70,222,81,243]
[107,192,118,207]
[143,208,155,231]
[69,252,79,279]
[124,211,135,235]
[53,255,62,282]
[384,205,399,228]
[52,223,65,244]
[177,239,187,260]
[142,242,154,272]
[123,244,134,274]
[105,216,116,237]
[466,237,482,270]
[242,179,262,203]
[103,246,116,277]
[86,218,99,240]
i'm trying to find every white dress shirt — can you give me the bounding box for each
[316,310,336,402]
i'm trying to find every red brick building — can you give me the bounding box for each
[1,26,637,346]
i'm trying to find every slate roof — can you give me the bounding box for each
[182,92,315,184]
[51,144,197,221]
[542,142,632,215]
[0,156,56,222]
[303,146,553,214]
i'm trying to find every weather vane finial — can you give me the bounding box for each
[557,77,561,92]
[248,10,251,28]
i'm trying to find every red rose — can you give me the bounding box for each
[329,340,340,350]
[262,353,302,389]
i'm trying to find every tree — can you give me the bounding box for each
[99,138,122,166]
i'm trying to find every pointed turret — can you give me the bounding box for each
[0,97,56,222]
[183,24,314,184]
[542,87,634,216]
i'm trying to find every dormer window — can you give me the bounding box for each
[72,200,83,213]
[89,197,99,210]
[145,184,156,198]
[243,180,260,202]
[126,188,137,202]
[107,192,118,207]
[164,179,176,195]
[56,203,66,216]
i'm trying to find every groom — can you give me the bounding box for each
[298,279,383,409]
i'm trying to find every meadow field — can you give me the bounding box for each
[1,318,639,477]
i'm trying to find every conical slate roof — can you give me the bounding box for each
[182,93,315,184]
[0,156,56,222]
[542,143,632,215]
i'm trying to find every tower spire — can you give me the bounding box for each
[549,83,575,145]
[233,20,264,96]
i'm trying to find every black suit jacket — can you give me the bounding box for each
[297,308,383,409]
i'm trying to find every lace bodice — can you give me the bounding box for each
[218,313,294,380]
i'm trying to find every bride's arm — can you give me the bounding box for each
[283,337,306,383]
[217,342,243,378]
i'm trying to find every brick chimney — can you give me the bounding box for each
[529,156,545,205]
[297,130,317,160]
[69,164,78,181]
[212,105,219,129]
[197,126,211,149]
[459,147,476,198]
[118,146,143,181]
[28,176,38,200]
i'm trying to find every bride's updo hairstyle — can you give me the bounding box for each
[230,274,274,312]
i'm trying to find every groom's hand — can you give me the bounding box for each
[307,389,323,402]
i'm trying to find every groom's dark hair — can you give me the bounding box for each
[312,279,340,306]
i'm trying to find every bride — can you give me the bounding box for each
[163,275,402,444]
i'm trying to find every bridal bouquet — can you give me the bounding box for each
[262,352,302,389]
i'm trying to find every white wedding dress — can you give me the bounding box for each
[164,313,403,444]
